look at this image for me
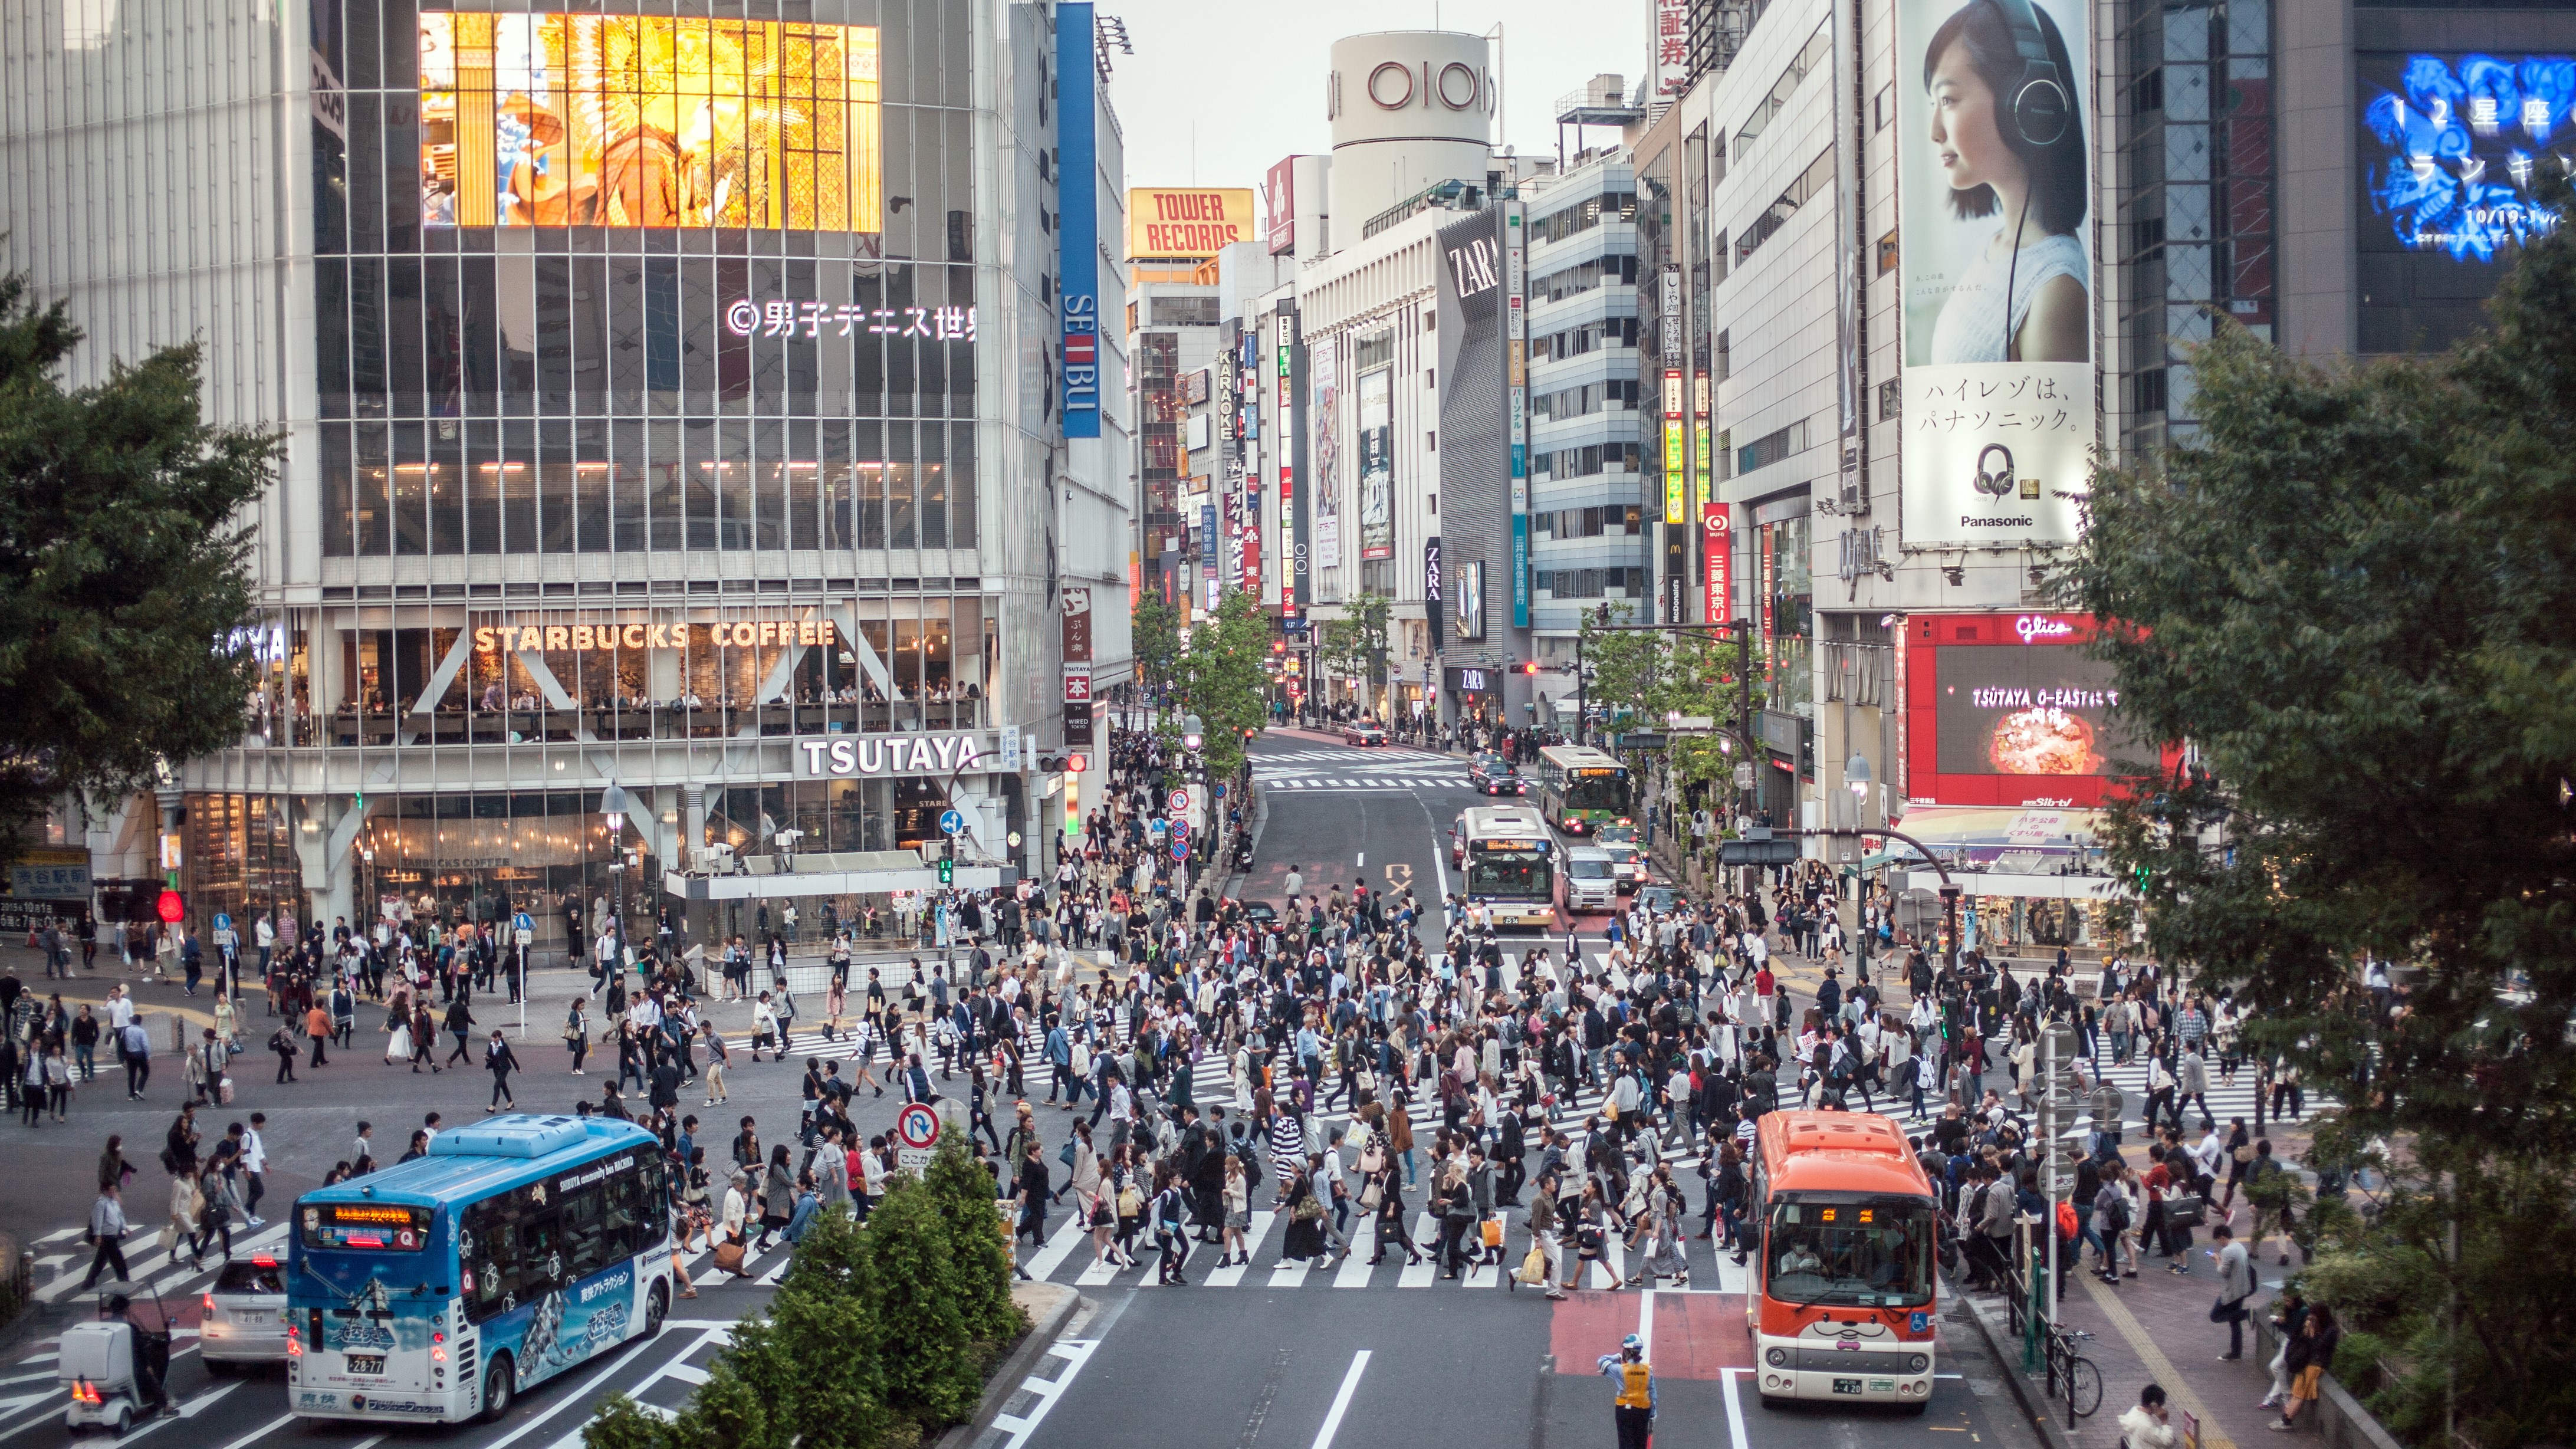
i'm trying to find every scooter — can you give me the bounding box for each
[61,1281,174,1435]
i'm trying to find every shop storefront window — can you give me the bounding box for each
[183,794,304,941]
[1766,515,1813,711]
[318,603,990,745]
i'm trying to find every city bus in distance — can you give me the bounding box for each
[1456,804,1558,932]
[1530,745,1631,837]
[1745,1110,1940,1412]
[287,1116,672,1425]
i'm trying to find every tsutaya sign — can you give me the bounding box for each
[797,732,990,779]
[474,617,840,653]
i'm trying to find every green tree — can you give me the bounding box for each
[1315,591,1392,708]
[2060,183,2576,1439]
[1576,603,1664,735]
[920,1135,1024,1346]
[861,1176,983,1428]
[0,267,277,861]
[1129,594,1182,699]
[1181,589,1273,784]
[584,1205,892,1449]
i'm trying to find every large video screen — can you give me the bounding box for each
[2360,52,2572,262]
[1931,644,2141,778]
[419,12,882,232]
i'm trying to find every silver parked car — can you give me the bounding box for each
[199,1257,289,1371]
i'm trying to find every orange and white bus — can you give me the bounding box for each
[1745,1111,1941,1413]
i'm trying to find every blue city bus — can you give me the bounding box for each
[287,1115,672,1424]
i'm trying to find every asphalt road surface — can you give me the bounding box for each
[990,1285,2043,1449]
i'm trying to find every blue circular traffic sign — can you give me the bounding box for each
[1172,840,1190,861]
[938,809,965,836]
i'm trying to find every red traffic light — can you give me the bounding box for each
[156,889,186,925]
[1522,662,1540,675]
[1065,753,1088,774]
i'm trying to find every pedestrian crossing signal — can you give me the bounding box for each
[937,856,954,885]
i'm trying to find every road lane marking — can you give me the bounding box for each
[1022,1218,1087,1282]
[986,1338,1098,1449]
[1206,1206,1280,1288]
[217,1414,297,1449]
[1398,1214,1437,1288]
[1637,1286,1655,1360]
[1722,1368,1751,1449]
[1310,1350,1371,1449]
[1334,1222,1379,1287]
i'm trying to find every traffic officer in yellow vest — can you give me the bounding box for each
[1596,1333,1655,1448]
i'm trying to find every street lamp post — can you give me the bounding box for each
[592,783,630,1040]
[1846,751,1873,984]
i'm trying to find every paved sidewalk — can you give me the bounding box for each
[1978,1196,2319,1449]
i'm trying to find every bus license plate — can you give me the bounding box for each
[1869,1379,1896,1392]
[345,1354,385,1375]
[1833,1378,1863,1395]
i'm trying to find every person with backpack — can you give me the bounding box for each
[2094,1160,2137,1283]
[1152,1166,1192,1284]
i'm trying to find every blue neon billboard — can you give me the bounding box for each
[2361,52,2574,262]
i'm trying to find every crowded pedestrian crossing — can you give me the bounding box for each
[7,942,2314,1328]
[715,949,2324,1147]
[1012,1204,1755,1293]
[1248,747,1472,793]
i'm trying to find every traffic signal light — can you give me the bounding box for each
[1522,661,1541,676]
[1065,753,1087,774]
[937,855,954,885]
[156,888,186,925]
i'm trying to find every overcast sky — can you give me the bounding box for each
[1098,0,1651,194]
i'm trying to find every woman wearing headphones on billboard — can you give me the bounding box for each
[1923,0,2090,364]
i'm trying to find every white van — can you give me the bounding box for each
[1558,846,1619,915]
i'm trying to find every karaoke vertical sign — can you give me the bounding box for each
[1504,199,1530,629]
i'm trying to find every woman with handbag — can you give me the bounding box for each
[1520,1172,1568,1299]
[714,1168,754,1275]
[1217,1155,1252,1267]
[1087,1165,1125,1271]
[564,998,590,1075]
[1564,1180,1621,1293]
[382,992,413,1067]
[1365,1161,1421,1267]
[1112,1149,1148,1265]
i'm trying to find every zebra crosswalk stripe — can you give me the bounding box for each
[1006,1205,1760,1293]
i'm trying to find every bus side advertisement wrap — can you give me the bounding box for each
[290,1117,670,1424]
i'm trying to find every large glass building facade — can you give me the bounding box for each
[3,0,1127,952]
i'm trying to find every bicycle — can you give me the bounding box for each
[2043,1323,2103,1422]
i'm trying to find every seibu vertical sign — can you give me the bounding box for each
[1057,3,1100,439]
